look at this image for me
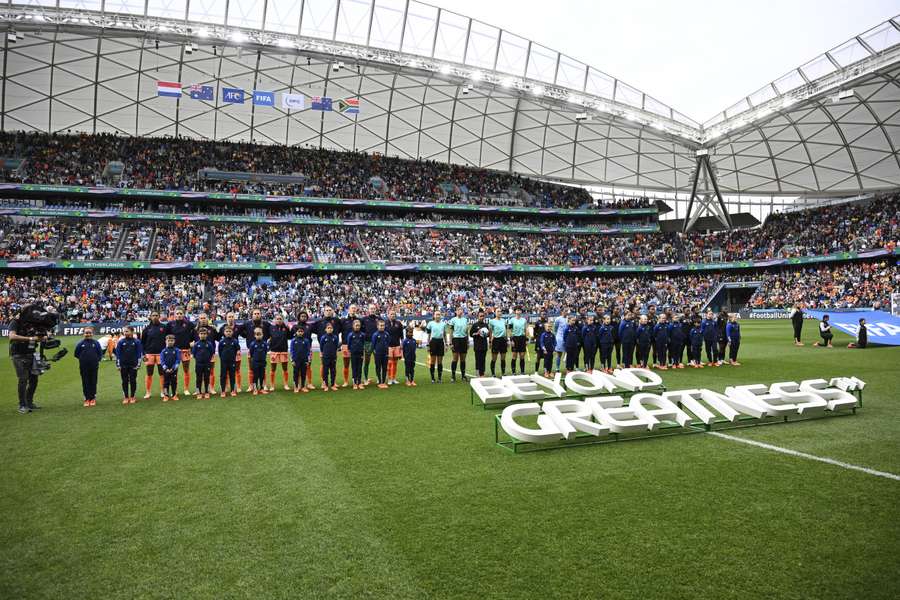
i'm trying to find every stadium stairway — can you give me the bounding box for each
[112,226,130,259]
[702,280,763,313]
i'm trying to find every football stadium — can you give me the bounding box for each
[1,1,899,598]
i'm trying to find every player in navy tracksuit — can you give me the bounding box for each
[247,328,270,394]
[563,317,581,372]
[701,311,720,366]
[159,336,181,399]
[635,316,652,368]
[402,327,418,386]
[598,316,614,372]
[538,323,556,376]
[668,316,686,369]
[580,316,598,372]
[319,324,340,390]
[361,308,380,384]
[140,312,167,399]
[290,327,313,393]
[688,320,703,368]
[115,326,144,404]
[191,329,216,398]
[653,316,669,370]
[74,328,103,407]
[726,315,742,365]
[347,321,367,389]
[218,326,241,396]
[371,321,390,388]
[268,316,291,391]
[618,312,637,368]
[163,309,195,394]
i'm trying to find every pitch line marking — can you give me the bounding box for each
[707,431,900,481]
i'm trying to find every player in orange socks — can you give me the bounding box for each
[140,311,167,399]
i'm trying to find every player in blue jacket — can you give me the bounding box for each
[74,327,103,407]
[701,310,721,366]
[618,312,637,368]
[652,315,669,370]
[159,335,181,400]
[668,315,686,369]
[402,327,418,386]
[217,326,241,397]
[290,327,313,393]
[115,326,144,404]
[598,315,615,372]
[538,322,556,376]
[347,320,367,390]
[371,320,391,389]
[726,314,742,365]
[580,316,598,372]
[635,315,652,368]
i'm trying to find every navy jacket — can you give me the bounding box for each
[140,323,167,354]
[386,319,404,347]
[669,323,686,345]
[247,340,269,365]
[539,331,556,355]
[164,319,195,350]
[689,327,703,348]
[701,318,719,342]
[636,324,652,346]
[581,324,598,349]
[115,336,144,368]
[74,339,103,367]
[218,337,241,365]
[619,320,637,344]
[290,336,312,364]
[347,330,366,355]
[402,337,417,361]
[160,346,181,371]
[598,324,614,347]
[319,333,340,360]
[563,325,581,352]
[268,324,290,353]
[726,322,741,342]
[371,330,390,356]
[653,323,669,345]
[191,339,216,367]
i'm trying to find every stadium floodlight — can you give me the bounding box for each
[7,31,16,43]
[832,89,855,103]
[532,85,545,96]
[501,77,514,88]
[470,70,483,82]
[575,112,590,122]
[277,38,294,48]
[439,64,452,75]
[197,27,210,38]
[230,30,247,44]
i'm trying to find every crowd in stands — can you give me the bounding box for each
[212,225,315,263]
[1,262,895,325]
[750,261,897,311]
[2,131,631,209]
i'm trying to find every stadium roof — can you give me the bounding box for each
[1,2,899,196]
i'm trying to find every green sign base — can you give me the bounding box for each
[493,391,862,453]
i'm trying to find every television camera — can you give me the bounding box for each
[16,303,68,375]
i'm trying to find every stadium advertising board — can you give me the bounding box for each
[471,370,864,451]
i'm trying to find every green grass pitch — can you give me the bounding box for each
[1,320,898,599]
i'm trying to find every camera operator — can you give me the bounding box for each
[8,311,46,414]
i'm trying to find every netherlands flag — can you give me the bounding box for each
[157,81,182,98]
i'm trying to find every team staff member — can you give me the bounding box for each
[75,327,103,407]
[243,309,271,392]
[488,308,508,377]
[385,309,404,385]
[508,307,528,376]
[448,307,470,382]
[426,311,448,384]
[790,303,805,346]
[469,311,489,377]
[219,312,244,393]
[339,305,359,387]
[361,304,380,385]
[115,326,144,404]
[532,310,548,374]
[164,309,196,395]
[140,312,167,399]
[194,313,219,394]
[269,315,291,391]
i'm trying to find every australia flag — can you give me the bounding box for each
[189,84,214,101]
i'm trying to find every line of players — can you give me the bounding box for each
[72,303,743,406]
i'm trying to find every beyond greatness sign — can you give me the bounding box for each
[470,369,864,448]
